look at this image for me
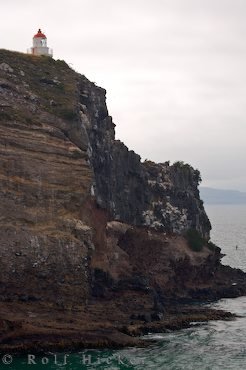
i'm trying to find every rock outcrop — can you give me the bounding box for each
[0,50,245,352]
[78,76,211,238]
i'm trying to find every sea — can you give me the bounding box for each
[3,204,246,370]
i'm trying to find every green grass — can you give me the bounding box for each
[0,49,78,122]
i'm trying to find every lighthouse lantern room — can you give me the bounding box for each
[30,29,53,57]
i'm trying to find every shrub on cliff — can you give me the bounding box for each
[185,229,205,252]
[173,161,202,184]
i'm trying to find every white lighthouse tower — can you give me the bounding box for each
[30,29,53,57]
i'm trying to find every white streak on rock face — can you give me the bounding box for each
[87,143,93,159]
[0,63,14,73]
[142,210,153,226]
[143,209,164,229]
[147,180,156,187]
[143,201,188,233]
[90,185,95,196]
[165,202,188,233]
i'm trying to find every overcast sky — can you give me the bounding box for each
[1,0,246,191]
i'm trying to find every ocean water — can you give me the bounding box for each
[3,205,246,370]
[207,204,246,272]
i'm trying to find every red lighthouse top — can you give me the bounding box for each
[33,29,47,39]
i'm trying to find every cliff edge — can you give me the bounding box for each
[0,50,245,352]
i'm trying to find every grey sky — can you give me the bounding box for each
[1,0,246,191]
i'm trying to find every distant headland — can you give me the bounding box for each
[200,187,246,205]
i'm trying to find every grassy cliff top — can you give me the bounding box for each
[0,49,78,121]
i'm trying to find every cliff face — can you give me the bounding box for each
[78,76,211,238]
[0,51,94,303]
[1,50,246,352]
[0,50,240,308]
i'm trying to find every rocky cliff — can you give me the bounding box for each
[78,76,211,238]
[0,50,245,352]
[0,51,95,304]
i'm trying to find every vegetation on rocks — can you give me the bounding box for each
[185,228,221,253]
[0,49,78,121]
[185,229,206,252]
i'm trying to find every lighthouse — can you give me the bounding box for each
[30,29,53,57]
